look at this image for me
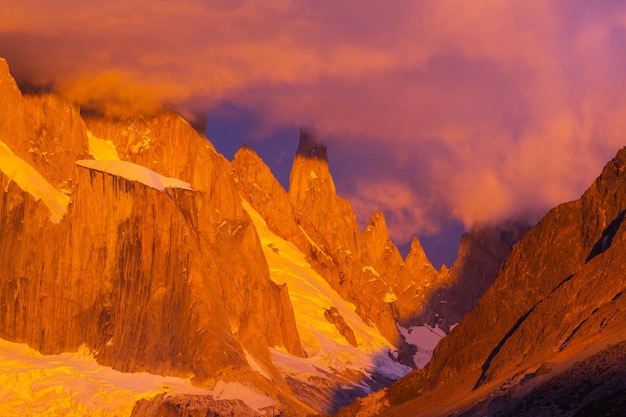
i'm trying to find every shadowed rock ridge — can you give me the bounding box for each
[339,145,626,417]
[410,221,532,332]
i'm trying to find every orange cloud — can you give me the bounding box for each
[2,1,626,246]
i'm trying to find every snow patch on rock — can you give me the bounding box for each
[0,139,69,223]
[209,381,275,412]
[244,349,272,381]
[383,293,397,303]
[87,131,120,161]
[76,160,192,193]
[362,266,380,277]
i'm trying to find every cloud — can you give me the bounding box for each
[2,1,626,244]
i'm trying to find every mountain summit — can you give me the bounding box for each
[0,56,569,416]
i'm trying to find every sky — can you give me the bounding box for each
[2,1,626,266]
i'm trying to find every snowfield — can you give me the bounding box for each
[87,131,121,161]
[0,338,275,416]
[0,338,206,416]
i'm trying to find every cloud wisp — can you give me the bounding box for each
[2,0,626,245]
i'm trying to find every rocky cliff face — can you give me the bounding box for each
[391,236,440,327]
[231,145,318,258]
[82,112,307,365]
[234,131,404,346]
[340,146,626,417]
[0,58,310,415]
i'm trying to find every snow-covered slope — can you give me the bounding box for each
[241,199,410,412]
[0,337,277,416]
[0,139,69,223]
[0,338,207,416]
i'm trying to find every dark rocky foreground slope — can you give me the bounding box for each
[338,146,626,416]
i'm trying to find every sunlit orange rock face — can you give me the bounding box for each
[0,58,310,414]
[339,146,626,417]
[288,132,402,345]
[0,56,534,416]
[233,132,401,347]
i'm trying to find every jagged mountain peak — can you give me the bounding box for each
[0,57,19,93]
[231,142,308,250]
[581,146,626,258]
[360,212,406,277]
[288,129,355,243]
[289,128,338,201]
[361,211,395,255]
[363,210,387,233]
[404,235,432,268]
[344,145,626,416]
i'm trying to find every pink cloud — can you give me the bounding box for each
[2,1,626,245]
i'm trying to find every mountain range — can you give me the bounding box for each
[1,55,624,416]
[338,128,626,416]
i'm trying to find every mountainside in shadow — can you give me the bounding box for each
[410,221,531,333]
[338,146,626,416]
